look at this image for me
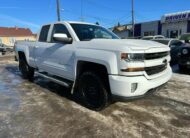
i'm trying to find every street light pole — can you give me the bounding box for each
[56,0,61,21]
[132,0,135,37]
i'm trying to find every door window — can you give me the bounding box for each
[170,40,184,47]
[39,25,50,42]
[9,37,15,45]
[51,24,71,43]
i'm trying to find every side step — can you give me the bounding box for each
[35,72,71,88]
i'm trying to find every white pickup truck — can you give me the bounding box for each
[15,21,172,110]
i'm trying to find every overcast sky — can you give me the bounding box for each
[0,0,189,33]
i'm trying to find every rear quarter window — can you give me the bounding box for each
[39,25,50,42]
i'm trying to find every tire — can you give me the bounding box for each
[179,64,187,72]
[78,71,110,111]
[2,51,6,55]
[19,58,34,81]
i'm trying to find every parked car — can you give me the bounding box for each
[152,39,185,64]
[178,45,190,71]
[0,44,13,55]
[0,44,6,55]
[179,33,190,44]
[141,35,165,40]
[14,21,172,110]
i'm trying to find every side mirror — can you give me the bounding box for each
[53,33,72,44]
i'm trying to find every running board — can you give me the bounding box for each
[35,72,71,88]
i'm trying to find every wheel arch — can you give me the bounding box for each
[18,51,26,61]
[75,60,112,95]
[76,61,109,77]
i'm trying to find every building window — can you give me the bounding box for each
[179,29,182,35]
[144,31,155,36]
[25,38,30,41]
[167,30,169,38]
[39,25,50,42]
[9,37,15,45]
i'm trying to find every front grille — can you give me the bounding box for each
[145,52,169,60]
[145,64,167,76]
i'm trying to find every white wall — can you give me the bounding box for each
[162,21,188,37]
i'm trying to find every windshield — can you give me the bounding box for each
[70,23,119,41]
[170,40,184,47]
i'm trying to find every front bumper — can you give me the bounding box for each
[112,83,167,101]
[109,66,172,100]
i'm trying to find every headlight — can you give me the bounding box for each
[182,49,188,55]
[121,53,144,62]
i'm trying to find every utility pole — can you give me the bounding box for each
[132,0,135,37]
[56,0,61,21]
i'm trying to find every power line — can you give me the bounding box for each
[85,0,130,13]
[59,0,133,28]
[100,13,132,27]
[63,9,131,26]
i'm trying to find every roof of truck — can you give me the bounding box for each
[68,21,96,25]
[49,21,98,26]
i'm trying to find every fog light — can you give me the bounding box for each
[182,49,188,55]
[131,83,138,93]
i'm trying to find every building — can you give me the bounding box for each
[0,27,36,46]
[161,11,190,38]
[112,10,190,39]
[112,25,132,38]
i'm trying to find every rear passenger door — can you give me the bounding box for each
[40,23,75,80]
[34,24,53,69]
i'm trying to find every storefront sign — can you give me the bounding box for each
[162,11,190,23]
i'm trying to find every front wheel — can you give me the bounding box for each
[2,51,6,55]
[179,64,187,72]
[78,71,110,111]
[19,59,34,81]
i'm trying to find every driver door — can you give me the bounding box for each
[40,24,75,80]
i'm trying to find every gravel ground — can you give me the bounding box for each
[0,56,190,138]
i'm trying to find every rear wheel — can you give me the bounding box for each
[78,71,110,111]
[19,58,34,81]
[2,51,6,55]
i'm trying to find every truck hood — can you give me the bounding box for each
[77,39,169,52]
